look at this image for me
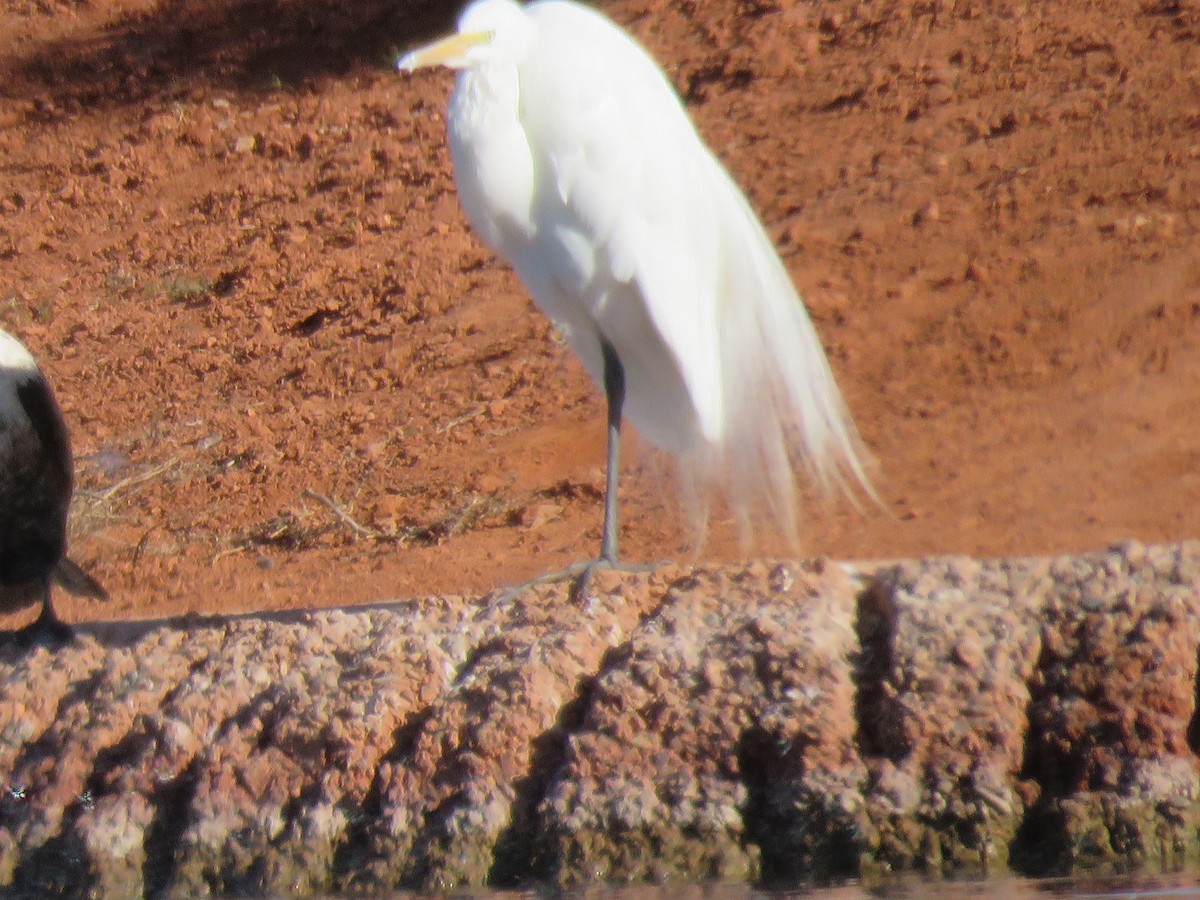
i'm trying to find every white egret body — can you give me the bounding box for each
[400,0,873,566]
[0,328,106,640]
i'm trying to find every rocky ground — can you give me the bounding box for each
[1,542,1199,895]
[1,0,1199,623]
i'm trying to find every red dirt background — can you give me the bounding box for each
[0,0,1198,625]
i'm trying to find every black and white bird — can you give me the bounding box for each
[0,327,106,641]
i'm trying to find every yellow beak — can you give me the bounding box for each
[397,30,493,71]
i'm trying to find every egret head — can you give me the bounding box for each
[397,0,534,71]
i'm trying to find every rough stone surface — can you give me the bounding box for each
[3,543,1200,895]
[860,554,1049,877]
[4,0,1200,628]
[536,561,866,886]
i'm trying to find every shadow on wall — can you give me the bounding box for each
[0,0,463,110]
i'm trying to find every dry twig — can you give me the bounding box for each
[93,457,181,502]
[301,488,378,540]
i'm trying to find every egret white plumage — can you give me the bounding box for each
[0,328,106,641]
[399,0,873,575]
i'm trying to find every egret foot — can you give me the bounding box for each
[497,557,660,604]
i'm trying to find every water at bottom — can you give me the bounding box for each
[382,873,1200,900]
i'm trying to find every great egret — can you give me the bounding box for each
[399,0,874,579]
[0,328,106,641]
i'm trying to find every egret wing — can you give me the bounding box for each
[519,0,727,449]
[525,1,873,518]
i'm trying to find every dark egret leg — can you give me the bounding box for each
[495,339,657,602]
[598,338,624,564]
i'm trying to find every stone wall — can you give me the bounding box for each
[2,541,1199,896]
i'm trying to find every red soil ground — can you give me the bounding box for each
[0,0,1198,625]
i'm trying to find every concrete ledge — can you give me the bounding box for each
[2,541,1199,896]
